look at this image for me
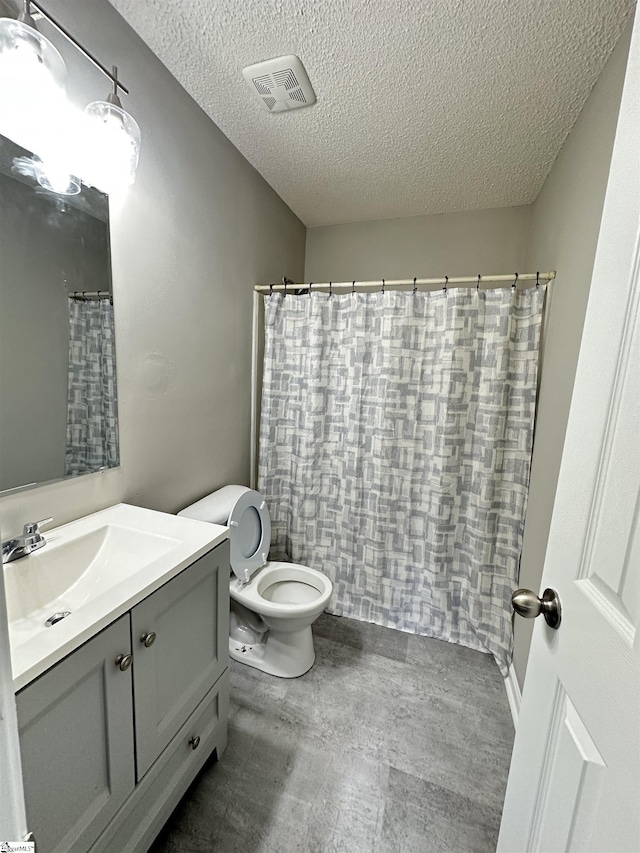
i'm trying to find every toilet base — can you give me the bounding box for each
[228,625,316,678]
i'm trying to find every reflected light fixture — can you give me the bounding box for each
[11,153,79,195]
[33,158,81,194]
[0,0,141,193]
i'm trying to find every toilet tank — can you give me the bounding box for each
[178,485,250,525]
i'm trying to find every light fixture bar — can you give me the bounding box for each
[26,0,129,94]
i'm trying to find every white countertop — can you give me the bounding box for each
[5,504,228,691]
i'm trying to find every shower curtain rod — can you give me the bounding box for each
[68,291,113,301]
[255,271,556,293]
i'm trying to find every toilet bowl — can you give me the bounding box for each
[179,486,332,677]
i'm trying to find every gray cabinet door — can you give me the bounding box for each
[131,541,229,779]
[16,615,135,853]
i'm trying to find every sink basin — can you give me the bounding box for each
[4,503,228,690]
[5,525,181,624]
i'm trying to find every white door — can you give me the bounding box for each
[497,13,640,853]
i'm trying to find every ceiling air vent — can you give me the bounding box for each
[242,55,316,113]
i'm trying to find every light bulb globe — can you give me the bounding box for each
[0,17,66,90]
[0,17,67,156]
[84,100,141,190]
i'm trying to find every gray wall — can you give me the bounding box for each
[513,20,633,688]
[305,206,531,282]
[0,0,305,536]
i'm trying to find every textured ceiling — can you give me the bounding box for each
[109,0,634,227]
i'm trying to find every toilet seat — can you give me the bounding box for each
[230,561,332,618]
[226,489,271,581]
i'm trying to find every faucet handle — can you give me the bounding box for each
[23,517,53,537]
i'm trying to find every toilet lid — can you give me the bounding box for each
[227,489,271,581]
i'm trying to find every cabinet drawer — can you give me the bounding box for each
[92,669,230,853]
[131,541,230,779]
[16,616,135,853]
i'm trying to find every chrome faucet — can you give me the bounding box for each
[2,518,53,564]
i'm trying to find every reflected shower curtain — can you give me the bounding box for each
[65,297,119,475]
[258,287,545,675]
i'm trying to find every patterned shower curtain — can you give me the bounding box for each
[258,287,545,675]
[65,297,119,475]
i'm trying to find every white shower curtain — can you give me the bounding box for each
[65,297,119,476]
[258,287,545,674]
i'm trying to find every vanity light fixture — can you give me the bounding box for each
[0,1,66,91]
[0,0,141,193]
[84,66,141,191]
[0,2,67,90]
[0,0,67,155]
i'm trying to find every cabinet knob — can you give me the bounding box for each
[140,631,156,648]
[189,735,201,750]
[115,653,133,671]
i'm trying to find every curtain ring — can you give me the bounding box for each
[536,271,540,289]
[443,276,448,295]
[329,281,333,298]
[283,280,287,298]
[309,281,313,296]
[352,280,356,294]
[477,274,481,292]
[512,272,519,290]
[269,283,274,299]
[382,278,385,294]
[413,277,417,294]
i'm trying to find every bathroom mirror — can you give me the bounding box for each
[0,133,119,494]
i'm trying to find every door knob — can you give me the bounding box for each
[512,587,562,629]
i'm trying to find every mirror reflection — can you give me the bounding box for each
[0,134,119,494]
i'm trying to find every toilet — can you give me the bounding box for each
[178,486,333,678]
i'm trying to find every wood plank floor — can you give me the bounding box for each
[150,613,514,853]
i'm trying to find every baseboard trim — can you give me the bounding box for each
[505,663,521,728]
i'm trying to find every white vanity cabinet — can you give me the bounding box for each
[16,614,135,853]
[16,539,230,853]
[131,545,228,780]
